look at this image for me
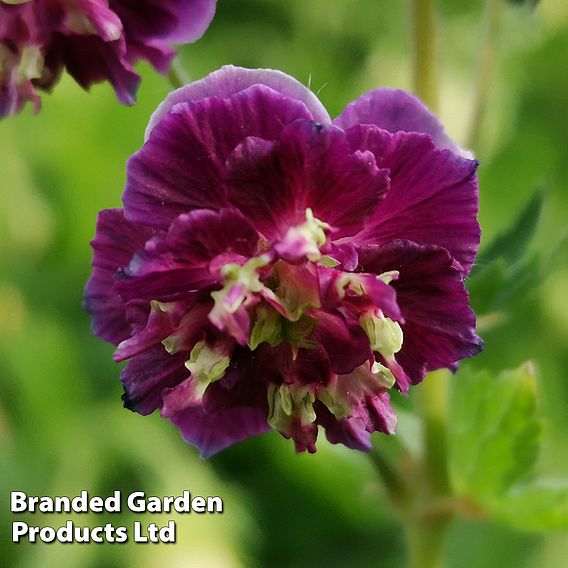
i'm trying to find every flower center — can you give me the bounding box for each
[275,208,331,262]
[157,208,406,434]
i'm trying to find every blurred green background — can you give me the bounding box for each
[1,1,568,566]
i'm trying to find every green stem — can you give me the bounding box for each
[406,4,453,566]
[467,0,505,151]
[167,58,189,89]
[369,374,453,567]
[407,515,452,568]
[411,0,439,111]
[410,0,450,502]
[417,370,451,498]
[400,371,453,568]
[369,443,412,510]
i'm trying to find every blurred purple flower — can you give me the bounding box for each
[0,0,216,117]
[85,65,482,457]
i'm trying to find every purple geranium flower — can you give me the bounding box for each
[85,65,483,458]
[0,0,216,117]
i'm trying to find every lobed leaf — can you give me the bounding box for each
[449,363,541,498]
[490,480,568,532]
[480,189,543,269]
[468,190,544,318]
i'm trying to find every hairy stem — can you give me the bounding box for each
[467,0,505,151]
[411,0,439,111]
[403,4,453,566]
[407,514,452,568]
[370,442,412,510]
[417,370,452,498]
[167,58,189,90]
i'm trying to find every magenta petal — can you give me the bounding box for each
[317,267,400,322]
[121,344,188,415]
[125,85,314,229]
[288,421,319,454]
[165,0,217,43]
[116,208,258,302]
[114,302,175,362]
[79,1,125,42]
[52,34,140,105]
[311,311,371,375]
[84,209,155,345]
[316,390,396,450]
[362,392,398,435]
[317,404,372,451]
[345,274,402,322]
[125,40,175,74]
[146,64,330,138]
[111,0,216,44]
[110,0,176,42]
[334,87,473,158]
[208,294,252,346]
[327,242,359,271]
[202,355,269,413]
[168,406,270,458]
[359,240,483,385]
[0,73,41,119]
[349,126,480,274]
[114,300,209,362]
[383,357,411,395]
[226,121,389,240]
[161,377,200,418]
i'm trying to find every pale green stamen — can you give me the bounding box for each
[360,312,404,360]
[210,254,271,320]
[248,305,282,350]
[377,270,400,285]
[267,384,316,432]
[371,361,397,389]
[185,341,230,397]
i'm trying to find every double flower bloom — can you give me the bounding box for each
[85,66,482,457]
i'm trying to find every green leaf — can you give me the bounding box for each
[490,251,542,308]
[449,363,541,498]
[467,258,506,314]
[468,190,545,320]
[470,189,543,278]
[490,480,568,532]
[468,252,543,317]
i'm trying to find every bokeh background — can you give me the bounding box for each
[1,1,568,566]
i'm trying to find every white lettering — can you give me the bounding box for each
[133,521,148,542]
[127,492,146,513]
[39,526,56,543]
[174,491,191,513]
[192,496,206,513]
[160,521,176,542]
[207,496,223,513]
[10,492,28,513]
[146,496,162,513]
[91,526,103,543]
[106,491,121,512]
[12,522,28,542]
[90,496,103,513]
